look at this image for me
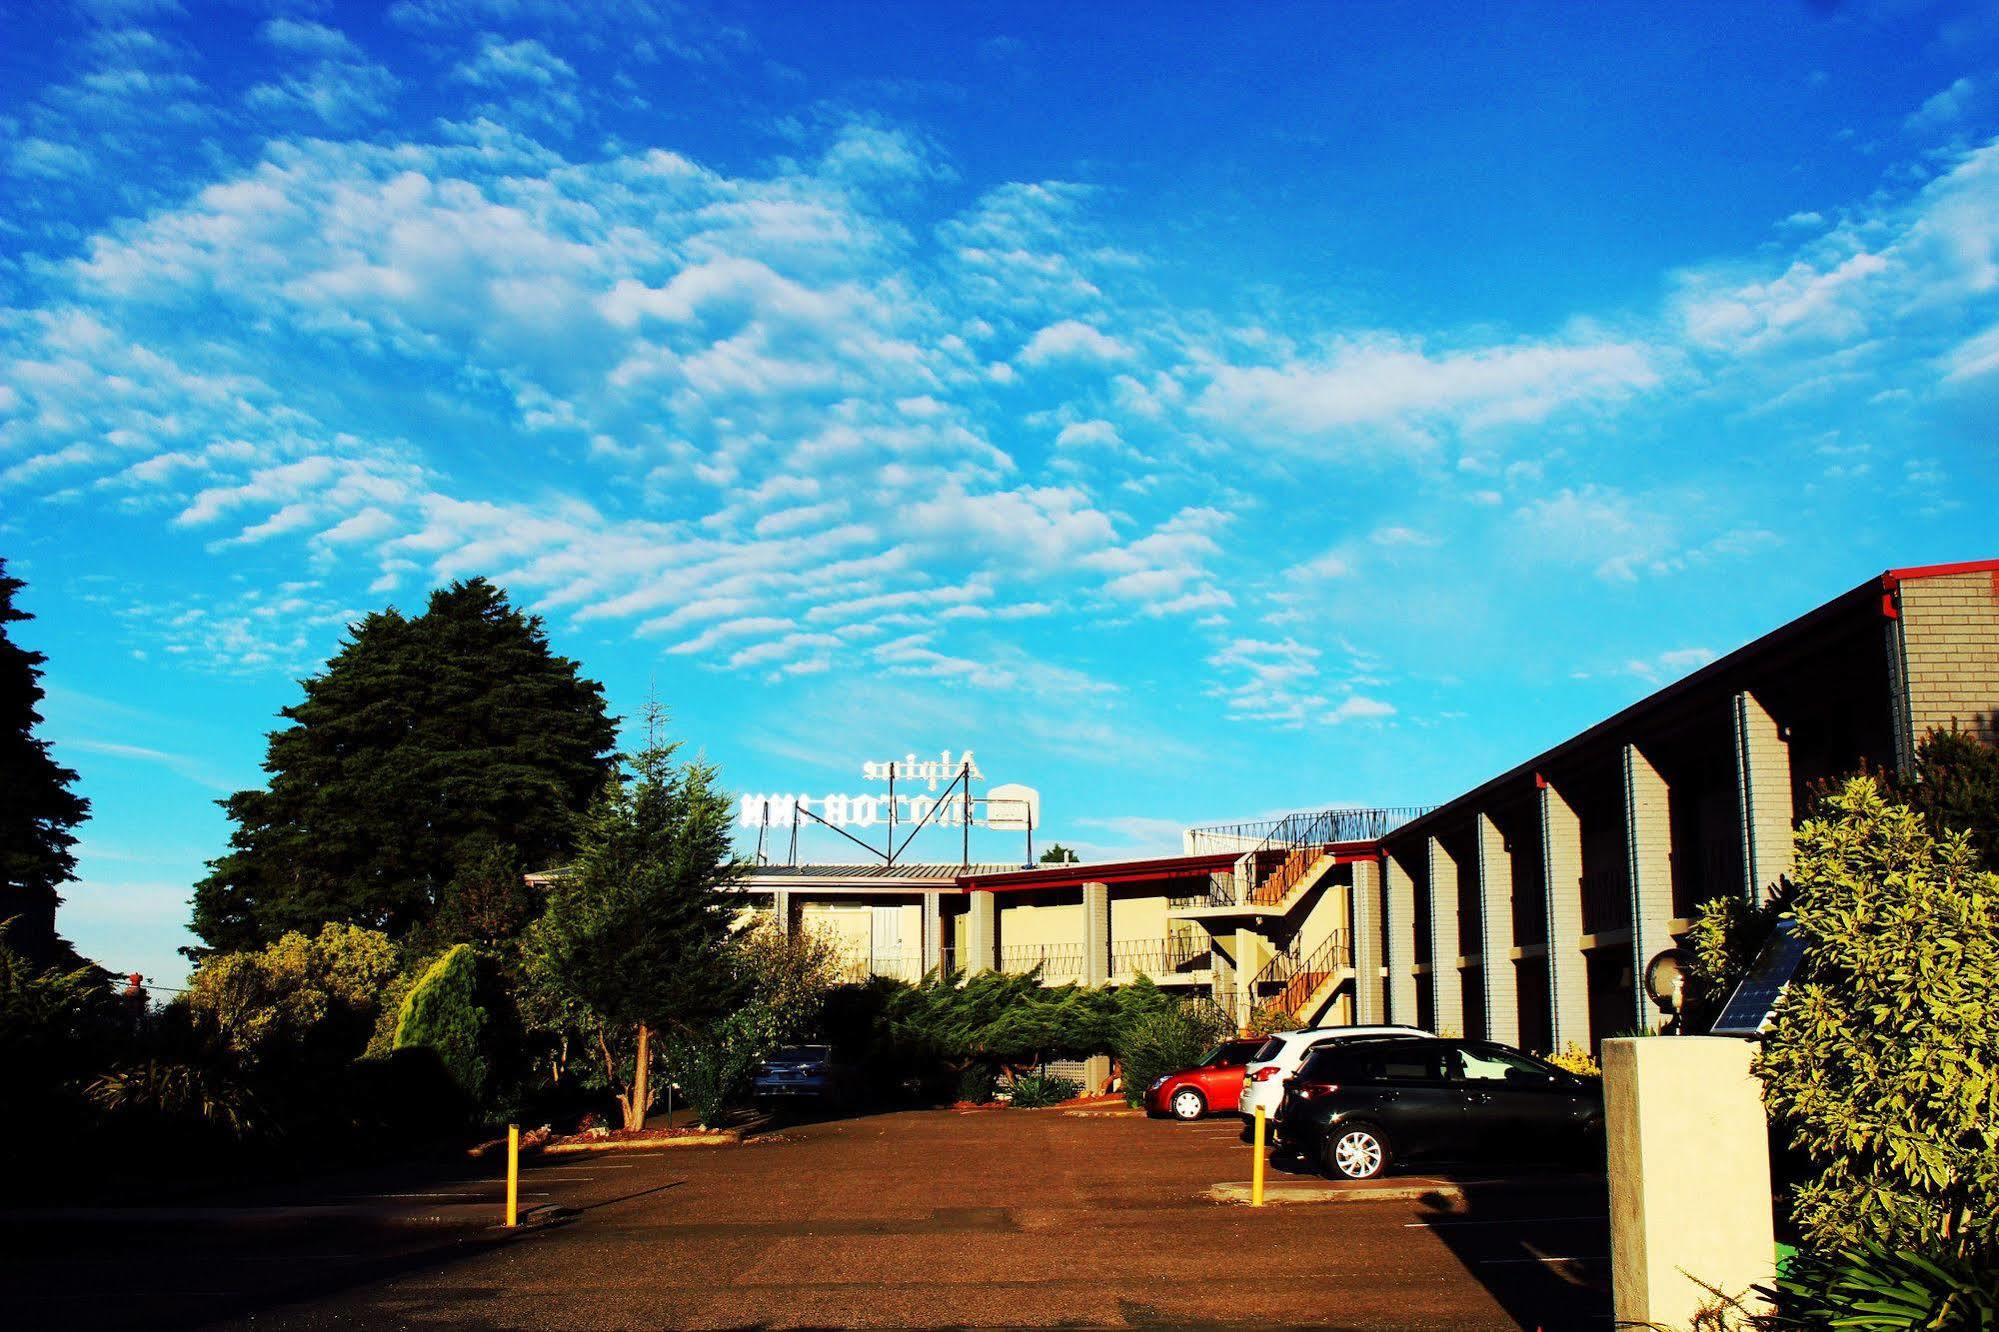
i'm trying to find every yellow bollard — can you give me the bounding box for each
[503,1120,519,1224]
[1251,1105,1266,1207]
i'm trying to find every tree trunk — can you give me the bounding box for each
[626,1022,652,1131]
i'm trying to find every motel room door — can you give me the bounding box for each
[871,905,903,979]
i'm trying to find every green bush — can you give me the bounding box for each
[1006,1073,1079,1108]
[956,1063,998,1104]
[1115,1007,1215,1108]
[1776,1240,1999,1329]
[1758,776,1999,1261]
[393,944,488,1102]
[666,1009,766,1128]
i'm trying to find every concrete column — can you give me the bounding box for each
[1232,926,1265,1019]
[1733,691,1796,906]
[921,893,941,974]
[1383,853,1419,1026]
[1426,837,1464,1036]
[1475,813,1519,1046]
[1539,781,1589,1052]
[1604,1037,1774,1328]
[1082,881,1110,987]
[966,891,997,974]
[1349,859,1384,1024]
[772,889,791,936]
[1623,743,1674,1032]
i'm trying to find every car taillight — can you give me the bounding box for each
[1252,1066,1284,1083]
[1293,1083,1340,1100]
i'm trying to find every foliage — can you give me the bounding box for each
[1038,844,1080,865]
[665,1009,766,1128]
[1757,776,1999,1262]
[729,920,844,1050]
[522,708,742,1128]
[1890,724,1999,875]
[0,561,91,971]
[1116,1005,1224,1107]
[1774,1240,1999,1330]
[880,970,1180,1082]
[183,923,399,1069]
[1541,1042,1602,1078]
[428,837,537,948]
[0,943,122,1150]
[88,1043,265,1141]
[955,1063,998,1104]
[1242,999,1301,1037]
[192,578,617,951]
[1006,1072,1080,1108]
[393,944,489,1101]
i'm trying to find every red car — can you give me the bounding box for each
[1143,1038,1266,1121]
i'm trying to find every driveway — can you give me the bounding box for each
[1,1107,1609,1329]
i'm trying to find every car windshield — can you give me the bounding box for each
[1250,1037,1287,1063]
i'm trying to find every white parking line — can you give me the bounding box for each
[1407,1215,1603,1228]
[1478,1254,1608,1265]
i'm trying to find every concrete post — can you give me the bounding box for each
[1539,781,1589,1052]
[1475,813,1519,1047]
[921,893,941,974]
[1350,859,1384,1024]
[1082,881,1110,987]
[772,889,791,936]
[1232,926,1265,1020]
[1426,837,1464,1036]
[1383,853,1419,1026]
[1733,691,1796,906]
[1604,1037,1774,1328]
[1623,743,1675,1033]
[966,891,997,974]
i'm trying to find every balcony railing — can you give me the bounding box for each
[1580,865,1630,935]
[833,951,930,984]
[998,943,1085,982]
[1111,934,1214,978]
[1186,806,1433,855]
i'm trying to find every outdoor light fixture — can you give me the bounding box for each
[1644,948,1693,1032]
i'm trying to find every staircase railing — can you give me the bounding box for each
[1249,931,1351,1019]
[1247,845,1326,907]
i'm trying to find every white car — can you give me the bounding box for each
[1235,1025,1432,1122]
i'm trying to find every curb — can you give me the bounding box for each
[1206,1180,1467,1206]
[538,1131,741,1155]
[0,1204,503,1230]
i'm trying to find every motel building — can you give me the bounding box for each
[733,560,1999,1058]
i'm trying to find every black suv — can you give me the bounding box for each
[1274,1036,1601,1180]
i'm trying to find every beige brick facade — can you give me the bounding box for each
[1732,691,1795,904]
[1540,781,1589,1051]
[1897,569,1999,747]
[1427,836,1464,1034]
[1383,852,1420,1026]
[1623,744,1674,1032]
[1350,858,1384,1024]
[1475,813,1519,1046]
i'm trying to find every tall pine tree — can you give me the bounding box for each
[192,578,617,951]
[0,560,91,969]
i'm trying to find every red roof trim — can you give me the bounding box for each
[1881,558,1999,590]
[960,851,1241,892]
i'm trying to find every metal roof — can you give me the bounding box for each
[738,862,1025,887]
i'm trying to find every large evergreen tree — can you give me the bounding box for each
[0,560,90,969]
[192,578,617,951]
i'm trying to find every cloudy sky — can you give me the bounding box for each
[5,1,1998,986]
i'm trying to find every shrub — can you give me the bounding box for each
[184,922,398,1068]
[1776,1240,1999,1329]
[1115,1007,1213,1107]
[1006,1073,1079,1108]
[393,944,488,1102]
[666,1009,765,1128]
[1757,776,1999,1261]
[1541,1042,1601,1078]
[955,1063,998,1104]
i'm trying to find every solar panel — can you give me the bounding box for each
[1710,918,1806,1037]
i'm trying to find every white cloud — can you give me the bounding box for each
[258,19,360,58]
[1195,335,1659,451]
[1018,319,1135,366]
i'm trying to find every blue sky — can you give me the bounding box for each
[5,1,1999,987]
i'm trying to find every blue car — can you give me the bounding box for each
[752,1044,857,1109]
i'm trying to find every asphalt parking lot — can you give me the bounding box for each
[0,1107,1610,1330]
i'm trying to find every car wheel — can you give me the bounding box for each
[1169,1087,1206,1121]
[1324,1124,1390,1180]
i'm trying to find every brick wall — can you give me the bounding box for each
[1898,570,1999,746]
